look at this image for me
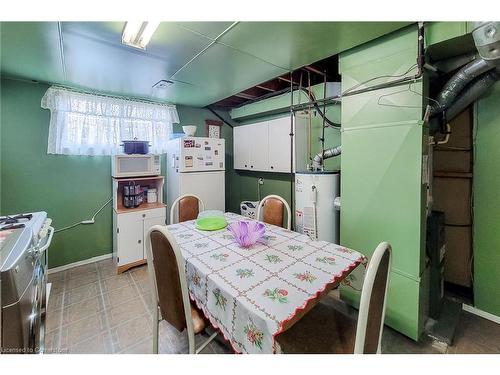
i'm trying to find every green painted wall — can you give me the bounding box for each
[338,25,427,340]
[473,82,500,316]
[0,77,231,268]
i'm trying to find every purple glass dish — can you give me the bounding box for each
[227,220,266,248]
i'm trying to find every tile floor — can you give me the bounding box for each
[45,258,500,354]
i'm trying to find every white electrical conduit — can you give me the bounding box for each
[55,197,113,233]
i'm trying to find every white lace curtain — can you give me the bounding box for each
[41,86,179,155]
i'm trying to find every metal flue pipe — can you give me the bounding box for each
[312,145,342,171]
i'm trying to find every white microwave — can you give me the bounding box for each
[111,154,161,178]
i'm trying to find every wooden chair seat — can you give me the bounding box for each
[276,297,358,354]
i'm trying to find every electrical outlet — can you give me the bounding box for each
[258,178,264,185]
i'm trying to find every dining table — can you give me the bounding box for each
[165,212,366,354]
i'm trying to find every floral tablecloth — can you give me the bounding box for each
[166,212,366,354]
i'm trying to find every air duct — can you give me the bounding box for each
[472,22,500,66]
[430,58,493,116]
[312,145,341,171]
[444,68,500,123]
[430,22,500,123]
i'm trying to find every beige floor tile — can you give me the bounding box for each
[140,292,155,314]
[119,337,153,354]
[130,266,148,282]
[134,277,152,295]
[65,272,99,291]
[47,291,64,312]
[63,281,100,306]
[49,278,65,295]
[106,298,148,329]
[68,331,114,354]
[62,296,104,325]
[46,308,63,333]
[48,271,66,283]
[66,263,97,278]
[59,313,108,348]
[101,274,133,293]
[97,259,118,279]
[44,330,60,354]
[111,314,153,352]
[102,284,139,308]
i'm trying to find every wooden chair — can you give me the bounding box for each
[169,194,205,224]
[256,194,291,229]
[276,242,392,354]
[145,225,217,354]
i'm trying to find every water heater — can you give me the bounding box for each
[295,171,340,243]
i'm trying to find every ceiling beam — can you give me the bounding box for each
[303,65,326,76]
[256,84,276,92]
[234,92,257,100]
[277,75,300,86]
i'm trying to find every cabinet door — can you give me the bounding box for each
[233,125,251,170]
[268,117,292,173]
[249,121,269,171]
[116,213,143,266]
[143,216,167,258]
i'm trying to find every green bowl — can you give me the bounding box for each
[195,217,228,231]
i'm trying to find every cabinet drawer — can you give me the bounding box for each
[138,207,166,221]
[116,207,166,222]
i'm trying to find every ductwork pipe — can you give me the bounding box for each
[312,145,341,171]
[430,22,500,119]
[445,68,500,123]
[430,58,493,116]
[473,22,500,67]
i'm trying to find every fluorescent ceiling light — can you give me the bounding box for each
[122,21,160,49]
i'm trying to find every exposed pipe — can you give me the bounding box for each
[472,22,500,67]
[429,58,493,116]
[312,145,342,171]
[444,68,500,123]
[292,22,426,112]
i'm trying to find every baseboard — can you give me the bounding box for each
[462,303,500,325]
[48,253,112,274]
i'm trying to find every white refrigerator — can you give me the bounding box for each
[166,137,225,223]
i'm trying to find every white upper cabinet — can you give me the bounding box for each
[268,117,292,173]
[248,121,269,171]
[233,116,306,173]
[233,124,252,170]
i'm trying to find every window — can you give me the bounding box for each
[41,86,179,155]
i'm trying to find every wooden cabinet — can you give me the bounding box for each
[112,176,166,273]
[233,115,306,173]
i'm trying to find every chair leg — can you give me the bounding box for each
[195,331,218,354]
[153,306,159,354]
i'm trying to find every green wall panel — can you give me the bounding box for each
[473,83,500,317]
[340,122,424,278]
[339,25,426,340]
[425,22,469,47]
[342,268,428,340]
[0,78,232,268]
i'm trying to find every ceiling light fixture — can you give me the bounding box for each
[122,21,160,49]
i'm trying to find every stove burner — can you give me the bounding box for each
[0,223,25,231]
[0,214,33,225]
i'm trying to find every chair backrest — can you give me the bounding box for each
[169,194,205,224]
[354,241,392,354]
[256,194,291,229]
[145,225,193,333]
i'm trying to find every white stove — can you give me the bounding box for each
[0,211,54,354]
